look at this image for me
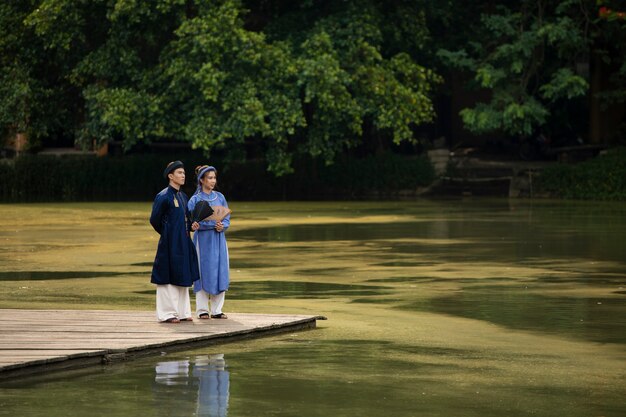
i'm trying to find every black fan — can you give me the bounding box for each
[191,200,214,223]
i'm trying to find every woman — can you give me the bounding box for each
[188,165,231,319]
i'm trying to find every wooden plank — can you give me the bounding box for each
[0,350,103,357]
[0,309,324,380]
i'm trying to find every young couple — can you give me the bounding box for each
[149,161,230,323]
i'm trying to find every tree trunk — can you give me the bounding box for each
[589,48,626,144]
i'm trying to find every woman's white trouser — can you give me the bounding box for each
[195,290,225,316]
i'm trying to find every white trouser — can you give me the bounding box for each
[156,284,192,322]
[196,290,225,316]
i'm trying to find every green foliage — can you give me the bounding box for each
[0,64,31,134]
[6,0,621,181]
[307,152,435,197]
[0,0,71,140]
[536,148,626,200]
[1,154,169,202]
[437,0,596,138]
[460,96,550,136]
[8,0,440,175]
[161,0,307,174]
[539,68,588,101]
[81,87,167,149]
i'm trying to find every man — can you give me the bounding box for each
[149,161,200,323]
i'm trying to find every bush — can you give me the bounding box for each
[536,147,626,200]
[0,151,436,202]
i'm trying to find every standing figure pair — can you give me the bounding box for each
[149,161,230,323]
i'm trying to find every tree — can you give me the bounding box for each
[22,0,441,175]
[436,0,611,141]
[0,0,75,148]
[592,0,626,143]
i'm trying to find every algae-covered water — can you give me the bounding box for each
[0,199,624,417]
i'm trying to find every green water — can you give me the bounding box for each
[0,199,625,417]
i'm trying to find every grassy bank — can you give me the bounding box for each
[536,147,626,200]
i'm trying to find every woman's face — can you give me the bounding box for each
[201,170,217,192]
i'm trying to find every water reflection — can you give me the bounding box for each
[404,290,626,344]
[226,280,390,300]
[154,355,229,417]
[230,211,626,264]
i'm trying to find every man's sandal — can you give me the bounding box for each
[211,313,228,319]
[198,313,211,320]
[162,317,180,323]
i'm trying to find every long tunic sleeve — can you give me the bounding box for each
[150,186,200,287]
[188,191,230,295]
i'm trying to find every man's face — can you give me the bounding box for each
[169,168,186,187]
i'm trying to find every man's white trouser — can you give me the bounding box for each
[156,284,192,322]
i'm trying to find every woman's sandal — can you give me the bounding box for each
[211,313,228,319]
[198,313,211,320]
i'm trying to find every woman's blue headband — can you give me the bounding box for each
[194,166,216,196]
[197,166,216,184]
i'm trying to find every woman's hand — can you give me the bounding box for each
[215,221,224,232]
[191,221,200,231]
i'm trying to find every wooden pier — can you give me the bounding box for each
[0,309,324,379]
